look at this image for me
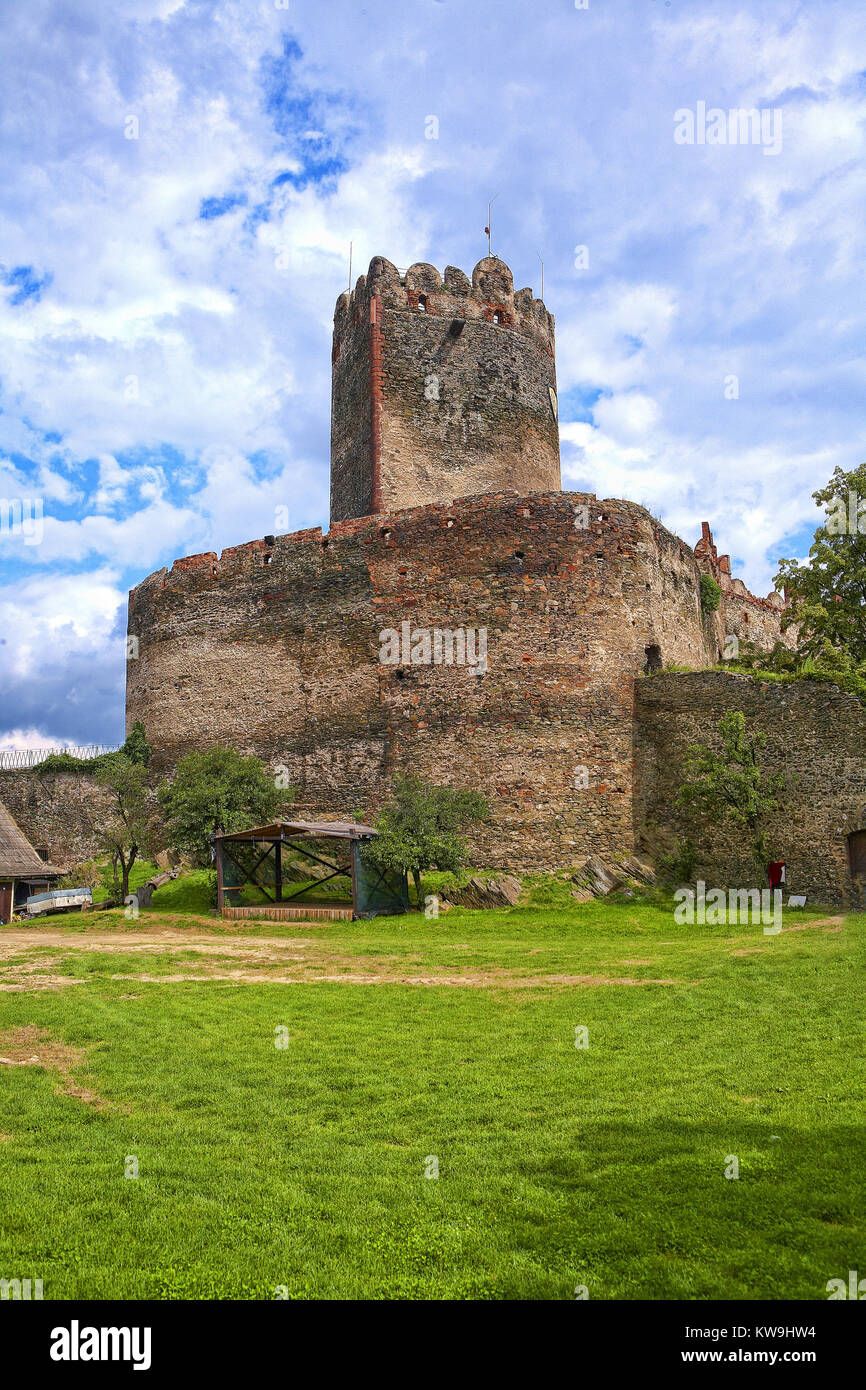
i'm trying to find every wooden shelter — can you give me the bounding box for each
[211,820,409,921]
[0,798,62,923]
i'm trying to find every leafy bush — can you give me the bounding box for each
[725,639,866,706]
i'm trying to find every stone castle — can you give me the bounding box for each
[5,255,866,905]
[123,257,804,867]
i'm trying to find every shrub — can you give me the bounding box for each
[700,573,721,614]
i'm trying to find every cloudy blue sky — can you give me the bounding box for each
[0,0,864,747]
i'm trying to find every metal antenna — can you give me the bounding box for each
[537,251,544,302]
[486,194,499,256]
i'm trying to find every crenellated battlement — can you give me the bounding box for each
[333,255,555,355]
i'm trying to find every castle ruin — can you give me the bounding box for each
[3,252,864,905]
[122,255,811,875]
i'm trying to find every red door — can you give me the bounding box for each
[0,885,12,923]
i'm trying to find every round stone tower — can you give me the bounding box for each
[329,255,561,523]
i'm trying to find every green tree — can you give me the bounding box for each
[365,774,489,907]
[94,754,150,901]
[675,710,783,875]
[775,461,866,665]
[158,748,292,865]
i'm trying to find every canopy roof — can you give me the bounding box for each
[212,820,376,843]
[0,798,61,877]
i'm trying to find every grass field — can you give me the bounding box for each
[0,891,863,1300]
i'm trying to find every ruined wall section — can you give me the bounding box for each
[130,493,723,870]
[330,256,561,523]
[695,521,795,656]
[635,671,866,907]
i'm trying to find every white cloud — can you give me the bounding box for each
[0,0,864,742]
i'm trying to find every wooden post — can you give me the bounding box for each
[215,837,224,913]
[350,840,359,920]
[275,838,282,903]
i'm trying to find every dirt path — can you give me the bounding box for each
[0,928,680,991]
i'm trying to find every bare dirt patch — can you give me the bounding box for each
[0,953,87,993]
[1,928,685,990]
[108,965,679,989]
[781,916,846,934]
[0,1024,104,1106]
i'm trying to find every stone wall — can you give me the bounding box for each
[634,670,866,907]
[126,491,782,871]
[330,256,561,523]
[0,771,112,869]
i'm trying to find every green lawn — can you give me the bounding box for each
[0,898,863,1300]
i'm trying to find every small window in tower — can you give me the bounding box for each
[492,310,502,324]
[417,295,427,313]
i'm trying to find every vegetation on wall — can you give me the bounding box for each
[699,573,721,614]
[675,709,784,875]
[34,721,152,774]
[724,638,866,706]
[657,836,698,886]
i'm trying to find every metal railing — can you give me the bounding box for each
[0,745,121,771]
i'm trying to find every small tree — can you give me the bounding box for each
[93,754,150,901]
[675,710,783,875]
[158,748,292,866]
[365,774,489,906]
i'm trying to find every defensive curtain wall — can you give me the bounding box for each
[635,671,866,909]
[123,492,791,874]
